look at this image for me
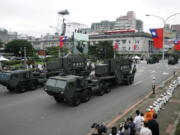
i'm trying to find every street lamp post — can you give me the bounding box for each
[146,13,180,61]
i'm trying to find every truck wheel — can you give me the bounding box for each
[16,85,26,93]
[28,81,37,90]
[97,89,105,96]
[54,96,64,103]
[130,77,134,84]
[105,86,111,93]
[71,93,81,106]
[81,89,91,102]
[7,87,14,92]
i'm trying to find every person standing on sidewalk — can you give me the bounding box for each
[134,110,143,135]
[147,113,159,135]
[140,122,152,135]
[144,109,153,122]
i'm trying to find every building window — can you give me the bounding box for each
[122,40,126,44]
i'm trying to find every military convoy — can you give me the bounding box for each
[0,70,46,92]
[44,57,136,106]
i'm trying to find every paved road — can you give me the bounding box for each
[0,61,179,135]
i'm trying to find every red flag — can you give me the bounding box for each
[59,36,64,48]
[150,28,163,49]
[113,42,118,50]
[174,40,180,50]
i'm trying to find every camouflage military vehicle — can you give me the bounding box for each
[147,55,160,64]
[0,70,46,92]
[168,55,178,65]
[44,75,91,106]
[44,57,136,106]
[46,54,89,77]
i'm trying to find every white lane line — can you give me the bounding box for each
[133,81,142,86]
[162,72,169,75]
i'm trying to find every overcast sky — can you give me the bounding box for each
[0,0,180,37]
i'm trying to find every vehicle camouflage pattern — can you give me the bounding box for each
[147,55,160,64]
[46,54,89,77]
[168,55,178,65]
[44,57,136,106]
[0,70,46,92]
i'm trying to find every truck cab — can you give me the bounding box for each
[0,70,46,92]
[45,75,91,106]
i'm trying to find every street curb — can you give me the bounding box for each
[87,69,180,135]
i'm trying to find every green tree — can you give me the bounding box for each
[46,46,69,59]
[89,41,113,60]
[0,39,3,48]
[5,39,34,57]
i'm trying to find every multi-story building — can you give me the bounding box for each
[136,20,143,32]
[8,32,18,41]
[90,11,143,33]
[171,24,180,40]
[91,21,115,33]
[0,28,8,43]
[65,22,88,38]
[114,11,136,30]
[89,30,153,58]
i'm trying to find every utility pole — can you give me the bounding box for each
[24,47,27,69]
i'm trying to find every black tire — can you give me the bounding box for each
[54,96,64,103]
[130,77,134,84]
[105,86,111,93]
[97,89,105,96]
[16,85,26,93]
[81,89,91,102]
[7,87,14,92]
[71,93,81,106]
[30,81,37,90]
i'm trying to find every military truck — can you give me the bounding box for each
[0,70,46,92]
[44,57,136,106]
[168,55,178,65]
[46,54,89,77]
[147,55,160,64]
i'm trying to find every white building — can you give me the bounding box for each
[114,11,136,30]
[89,30,153,58]
[65,22,88,37]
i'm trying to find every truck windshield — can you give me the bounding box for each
[46,79,67,89]
[46,79,57,86]
[56,80,67,89]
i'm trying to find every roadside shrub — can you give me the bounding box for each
[3,60,21,66]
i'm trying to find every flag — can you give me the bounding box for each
[150,28,163,49]
[113,42,118,50]
[174,40,180,50]
[59,36,67,48]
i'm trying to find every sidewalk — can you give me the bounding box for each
[158,86,180,135]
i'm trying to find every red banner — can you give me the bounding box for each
[113,42,118,50]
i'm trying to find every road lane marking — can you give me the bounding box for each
[162,72,169,75]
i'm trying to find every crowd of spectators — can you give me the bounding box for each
[92,110,159,135]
